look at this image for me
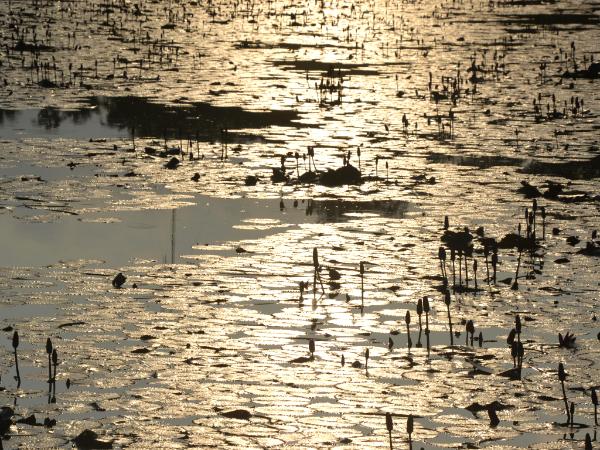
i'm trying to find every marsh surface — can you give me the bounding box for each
[0,0,599,448]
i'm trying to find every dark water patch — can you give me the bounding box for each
[307,199,410,223]
[13,40,56,53]
[427,152,522,169]
[503,27,542,34]
[518,155,600,180]
[497,13,600,26]
[513,0,559,4]
[235,40,355,51]
[90,96,305,139]
[271,60,380,76]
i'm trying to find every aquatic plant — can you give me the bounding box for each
[540,206,546,239]
[511,240,522,290]
[406,414,413,449]
[444,291,453,346]
[46,338,53,383]
[423,296,431,354]
[465,320,474,346]
[416,298,423,347]
[558,362,570,423]
[13,331,20,387]
[491,250,498,284]
[112,272,126,288]
[360,261,365,306]
[312,248,325,296]
[438,246,447,280]
[591,388,597,426]
[385,412,393,450]
[405,310,412,351]
[558,332,576,348]
[585,433,592,450]
[51,348,59,387]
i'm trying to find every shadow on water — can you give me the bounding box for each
[0,96,306,142]
[90,96,306,140]
[0,108,18,125]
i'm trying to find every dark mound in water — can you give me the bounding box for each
[517,180,564,199]
[517,181,542,198]
[299,171,319,183]
[294,165,362,186]
[498,233,538,250]
[442,229,474,253]
[318,164,362,186]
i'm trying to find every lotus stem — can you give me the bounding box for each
[444,291,453,346]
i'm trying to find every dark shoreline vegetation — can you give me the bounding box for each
[1,0,600,448]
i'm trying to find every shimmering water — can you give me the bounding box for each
[1,0,599,448]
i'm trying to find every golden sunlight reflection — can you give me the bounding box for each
[0,0,599,448]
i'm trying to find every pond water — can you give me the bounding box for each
[0,0,599,448]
